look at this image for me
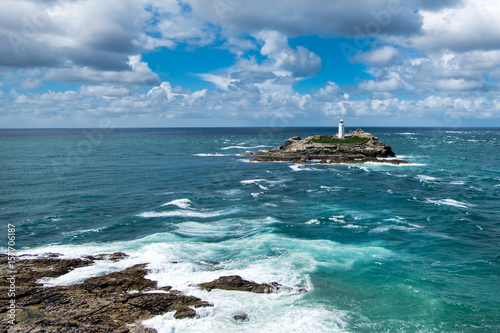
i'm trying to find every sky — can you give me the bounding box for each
[1,0,500,128]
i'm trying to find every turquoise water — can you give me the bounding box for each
[1,127,499,332]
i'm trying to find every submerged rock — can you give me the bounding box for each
[233,311,249,322]
[247,129,410,165]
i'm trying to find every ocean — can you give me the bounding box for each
[1,127,499,332]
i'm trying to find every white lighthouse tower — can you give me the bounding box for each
[338,119,345,139]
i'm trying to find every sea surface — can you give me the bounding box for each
[1,127,499,332]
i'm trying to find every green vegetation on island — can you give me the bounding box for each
[309,135,369,144]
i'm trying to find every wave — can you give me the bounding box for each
[193,153,227,157]
[342,224,363,229]
[241,179,265,185]
[173,217,278,240]
[417,175,439,182]
[369,225,418,233]
[220,145,270,150]
[289,164,324,172]
[161,198,193,209]
[17,232,394,332]
[425,198,471,209]
[329,215,345,223]
[137,210,224,218]
[61,227,105,237]
[305,219,320,225]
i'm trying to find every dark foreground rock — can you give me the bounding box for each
[0,254,211,333]
[245,129,410,165]
[198,275,307,294]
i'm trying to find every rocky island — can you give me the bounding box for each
[245,129,409,165]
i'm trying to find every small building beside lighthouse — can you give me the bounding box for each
[338,119,345,139]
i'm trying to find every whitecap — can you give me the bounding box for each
[61,227,105,237]
[220,145,270,150]
[369,225,416,233]
[397,132,415,135]
[342,224,363,229]
[173,217,278,239]
[161,198,193,209]
[329,215,345,223]
[416,175,439,182]
[450,181,465,185]
[193,153,227,157]
[425,198,471,209]
[241,179,265,185]
[305,219,320,225]
[137,210,224,218]
[289,164,322,172]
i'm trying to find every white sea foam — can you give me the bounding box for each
[173,217,278,239]
[369,225,417,233]
[425,198,471,209]
[320,185,342,192]
[289,164,322,172]
[161,198,193,209]
[221,145,270,150]
[305,219,320,225]
[193,153,227,157]
[137,210,224,218]
[329,215,345,223]
[417,175,439,182]
[19,231,394,333]
[342,224,363,229]
[397,132,415,135]
[61,227,105,237]
[241,179,265,185]
[251,192,261,197]
[450,181,466,185]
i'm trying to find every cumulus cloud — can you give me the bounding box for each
[43,55,159,85]
[185,0,423,37]
[354,46,399,66]
[398,0,500,52]
[79,85,131,97]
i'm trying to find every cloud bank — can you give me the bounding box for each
[1,0,500,127]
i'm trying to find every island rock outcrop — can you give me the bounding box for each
[247,129,409,164]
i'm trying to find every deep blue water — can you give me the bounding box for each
[1,127,499,332]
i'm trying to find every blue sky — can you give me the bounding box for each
[1,0,500,128]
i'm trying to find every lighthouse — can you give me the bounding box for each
[338,119,345,139]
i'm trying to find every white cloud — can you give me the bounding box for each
[79,85,130,97]
[43,55,159,85]
[2,79,499,128]
[401,0,500,52]
[354,46,399,66]
[235,30,321,78]
[358,77,403,91]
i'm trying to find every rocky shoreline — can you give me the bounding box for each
[244,129,410,165]
[0,253,302,332]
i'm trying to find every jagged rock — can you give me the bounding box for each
[280,136,301,150]
[248,129,409,164]
[0,254,212,332]
[198,275,306,294]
